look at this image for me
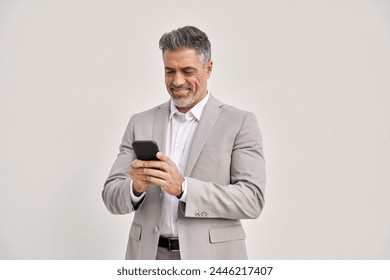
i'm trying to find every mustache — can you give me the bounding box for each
[169,84,193,91]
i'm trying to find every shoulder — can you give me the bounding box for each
[130,101,170,121]
[210,95,256,121]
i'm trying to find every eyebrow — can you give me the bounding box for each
[164,66,197,71]
[182,67,196,71]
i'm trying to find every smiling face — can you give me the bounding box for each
[163,48,213,113]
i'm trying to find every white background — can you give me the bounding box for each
[0,0,389,259]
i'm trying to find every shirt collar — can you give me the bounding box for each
[169,92,210,121]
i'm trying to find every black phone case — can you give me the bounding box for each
[132,140,160,160]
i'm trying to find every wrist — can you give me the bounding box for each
[176,176,185,199]
[134,189,143,197]
[176,190,183,199]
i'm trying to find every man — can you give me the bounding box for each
[102,26,266,260]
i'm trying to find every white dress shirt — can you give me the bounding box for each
[130,93,210,237]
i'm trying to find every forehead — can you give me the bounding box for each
[162,48,202,66]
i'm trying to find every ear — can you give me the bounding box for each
[205,60,213,78]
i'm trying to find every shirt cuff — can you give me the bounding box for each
[179,177,188,202]
[130,179,146,204]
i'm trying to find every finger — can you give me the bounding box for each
[147,176,166,188]
[156,152,173,166]
[132,177,149,185]
[131,168,150,178]
[131,159,145,168]
[132,173,149,180]
[130,166,146,176]
[139,160,167,170]
[133,159,162,169]
[143,168,167,180]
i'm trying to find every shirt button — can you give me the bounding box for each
[154,226,159,233]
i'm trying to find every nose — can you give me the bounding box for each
[172,72,185,87]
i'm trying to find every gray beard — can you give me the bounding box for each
[170,90,201,109]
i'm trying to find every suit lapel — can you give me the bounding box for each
[184,95,223,176]
[152,101,170,154]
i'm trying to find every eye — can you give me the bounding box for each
[183,69,195,75]
[165,68,174,74]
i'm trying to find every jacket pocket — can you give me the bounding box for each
[209,224,246,244]
[129,223,142,241]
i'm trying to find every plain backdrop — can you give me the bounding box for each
[0,0,389,259]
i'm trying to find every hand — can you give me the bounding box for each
[130,152,184,196]
[130,159,153,196]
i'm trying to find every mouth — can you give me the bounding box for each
[170,84,192,92]
[170,87,192,97]
[172,89,190,95]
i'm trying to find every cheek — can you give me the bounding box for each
[189,75,202,87]
[194,77,206,89]
[165,77,172,85]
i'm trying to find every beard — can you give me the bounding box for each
[168,84,201,109]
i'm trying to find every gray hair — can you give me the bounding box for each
[159,26,211,64]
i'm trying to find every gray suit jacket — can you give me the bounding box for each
[102,95,266,259]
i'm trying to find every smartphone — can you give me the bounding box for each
[132,140,160,160]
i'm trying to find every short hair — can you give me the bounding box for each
[159,26,211,64]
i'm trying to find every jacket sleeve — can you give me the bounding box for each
[102,116,144,214]
[183,112,266,219]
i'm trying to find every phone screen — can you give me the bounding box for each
[132,140,160,160]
